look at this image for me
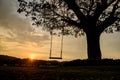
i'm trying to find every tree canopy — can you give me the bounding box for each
[17,0,120,36]
[17,0,120,60]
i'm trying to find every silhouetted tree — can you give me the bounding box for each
[17,0,120,60]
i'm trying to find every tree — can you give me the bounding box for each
[17,0,120,60]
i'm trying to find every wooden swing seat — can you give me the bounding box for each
[49,57,62,59]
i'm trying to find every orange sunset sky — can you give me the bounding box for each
[0,0,120,61]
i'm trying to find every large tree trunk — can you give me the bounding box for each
[86,31,102,60]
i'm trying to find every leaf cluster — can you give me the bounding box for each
[17,0,120,37]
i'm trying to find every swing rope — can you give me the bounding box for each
[49,29,63,59]
[60,30,64,58]
[49,0,65,59]
[49,29,53,59]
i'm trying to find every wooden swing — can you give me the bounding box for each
[39,0,65,59]
[47,0,67,59]
[49,29,64,59]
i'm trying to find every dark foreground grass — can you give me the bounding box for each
[0,66,120,80]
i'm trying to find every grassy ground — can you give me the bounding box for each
[0,66,120,80]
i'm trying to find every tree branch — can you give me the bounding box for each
[79,7,88,12]
[63,0,86,25]
[87,0,94,16]
[62,17,83,28]
[52,10,83,28]
[93,0,116,23]
[98,17,117,33]
[98,0,119,33]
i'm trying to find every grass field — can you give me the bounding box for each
[0,66,120,80]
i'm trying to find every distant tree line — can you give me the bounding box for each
[0,55,120,67]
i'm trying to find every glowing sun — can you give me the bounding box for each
[29,54,36,60]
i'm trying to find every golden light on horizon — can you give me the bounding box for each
[29,54,36,60]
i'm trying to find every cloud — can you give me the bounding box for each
[0,0,49,43]
[0,0,50,55]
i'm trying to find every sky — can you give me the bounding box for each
[0,0,120,61]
